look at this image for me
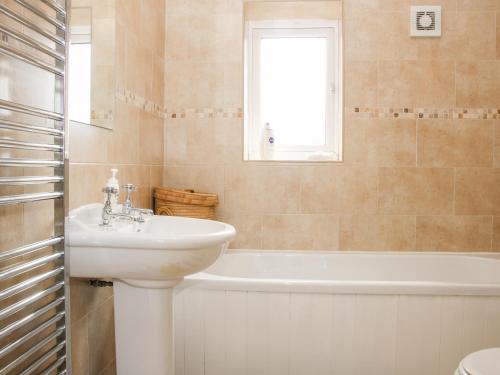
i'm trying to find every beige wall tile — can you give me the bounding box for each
[454,11,496,60]
[70,316,89,375]
[107,104,140,165]
[88,298,116,375]
[378,61,455,107]
[218,213,262,249]
[215,13,242,64]
[70,278,113,322]
[225,165,301,214]
[343,118,416,167]
[69,123,110,163]
[375,0,458,11]
[244,1,342,20]
[495,122,500,167]
[344,11,379,61]
[456,61,500,107]
[457,0,500,11]
[99,362,117,375]
[378,167,454,214]
[455,168,500,214]
[340,215,416,251]
[344,61,378,107]
[417,119,494,167]
[139,115,164,165]
[494,217,500,251]
[343,0,377,13]
[376,11,417,60]
[416,216,493,251]
[497,12,500,60]
[261,214,340,250]
[416,11,458,60]
[301,166,378,214]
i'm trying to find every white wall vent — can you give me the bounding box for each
[410,5,441,37]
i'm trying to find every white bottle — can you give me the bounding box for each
[260,122,275,160]
[104,168,120,211]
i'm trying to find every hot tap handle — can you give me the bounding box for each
[102,186,118,195]
[121,183,137,193]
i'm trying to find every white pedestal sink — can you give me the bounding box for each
[66,204,236,375]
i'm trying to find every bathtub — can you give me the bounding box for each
[173,251,500,375]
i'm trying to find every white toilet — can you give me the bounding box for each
[455,348,500,375]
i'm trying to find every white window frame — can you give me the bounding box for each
[244,19,342,161]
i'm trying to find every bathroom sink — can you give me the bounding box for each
[67,203,236,375]
[67,203,236,286]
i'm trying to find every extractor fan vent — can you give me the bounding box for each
[410,5,441,37]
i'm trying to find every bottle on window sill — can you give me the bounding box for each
[260,122,275,160]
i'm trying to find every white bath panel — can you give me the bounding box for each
[482,297,500,348]
[173,291,500,375]
[247,292,270,375]
[289,293,334,375]
[353,295,398,375]
[265,293,290,375]
[462,296,489,356]
[225,291,248,375]
[330,295,357,375]
[439,296,466,375]
[395,296,441,375]
[183,289,205,375]
[246,292,290,375]
[204,290,226,375]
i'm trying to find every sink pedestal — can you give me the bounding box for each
[113,280,180,375]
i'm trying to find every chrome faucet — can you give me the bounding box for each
[122,183,136,215]
[101,184,153,225]
[121,183,154,222]
[101,186,118,225]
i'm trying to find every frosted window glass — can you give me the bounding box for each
[260,37,327,146]
[69,43,91,124]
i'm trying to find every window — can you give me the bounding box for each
[244,20,342,161]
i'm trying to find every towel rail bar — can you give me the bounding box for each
[0,42,64,76]
[0,297,65,340]
[0,176,64,185]
[0,4,65,46]
[13,0,66,30]
[0,98,63,120]
[0,24,65,61]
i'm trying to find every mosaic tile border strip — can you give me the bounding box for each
[348,107,500,120]
[115,87,165,118]
[167,108,243,119]
[166,107,499,120]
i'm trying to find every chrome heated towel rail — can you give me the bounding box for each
[0,0,69,374]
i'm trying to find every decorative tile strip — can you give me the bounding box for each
[348,107,500,120]
[115,87,244,119]
[115,87,165,118]
[166,107,243,119]
[91,109,114,121]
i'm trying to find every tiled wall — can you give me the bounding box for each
[163,0,500,252]
[68,1,165,374]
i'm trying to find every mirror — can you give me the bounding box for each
[69,2,115,129]
[243,1,343,162]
